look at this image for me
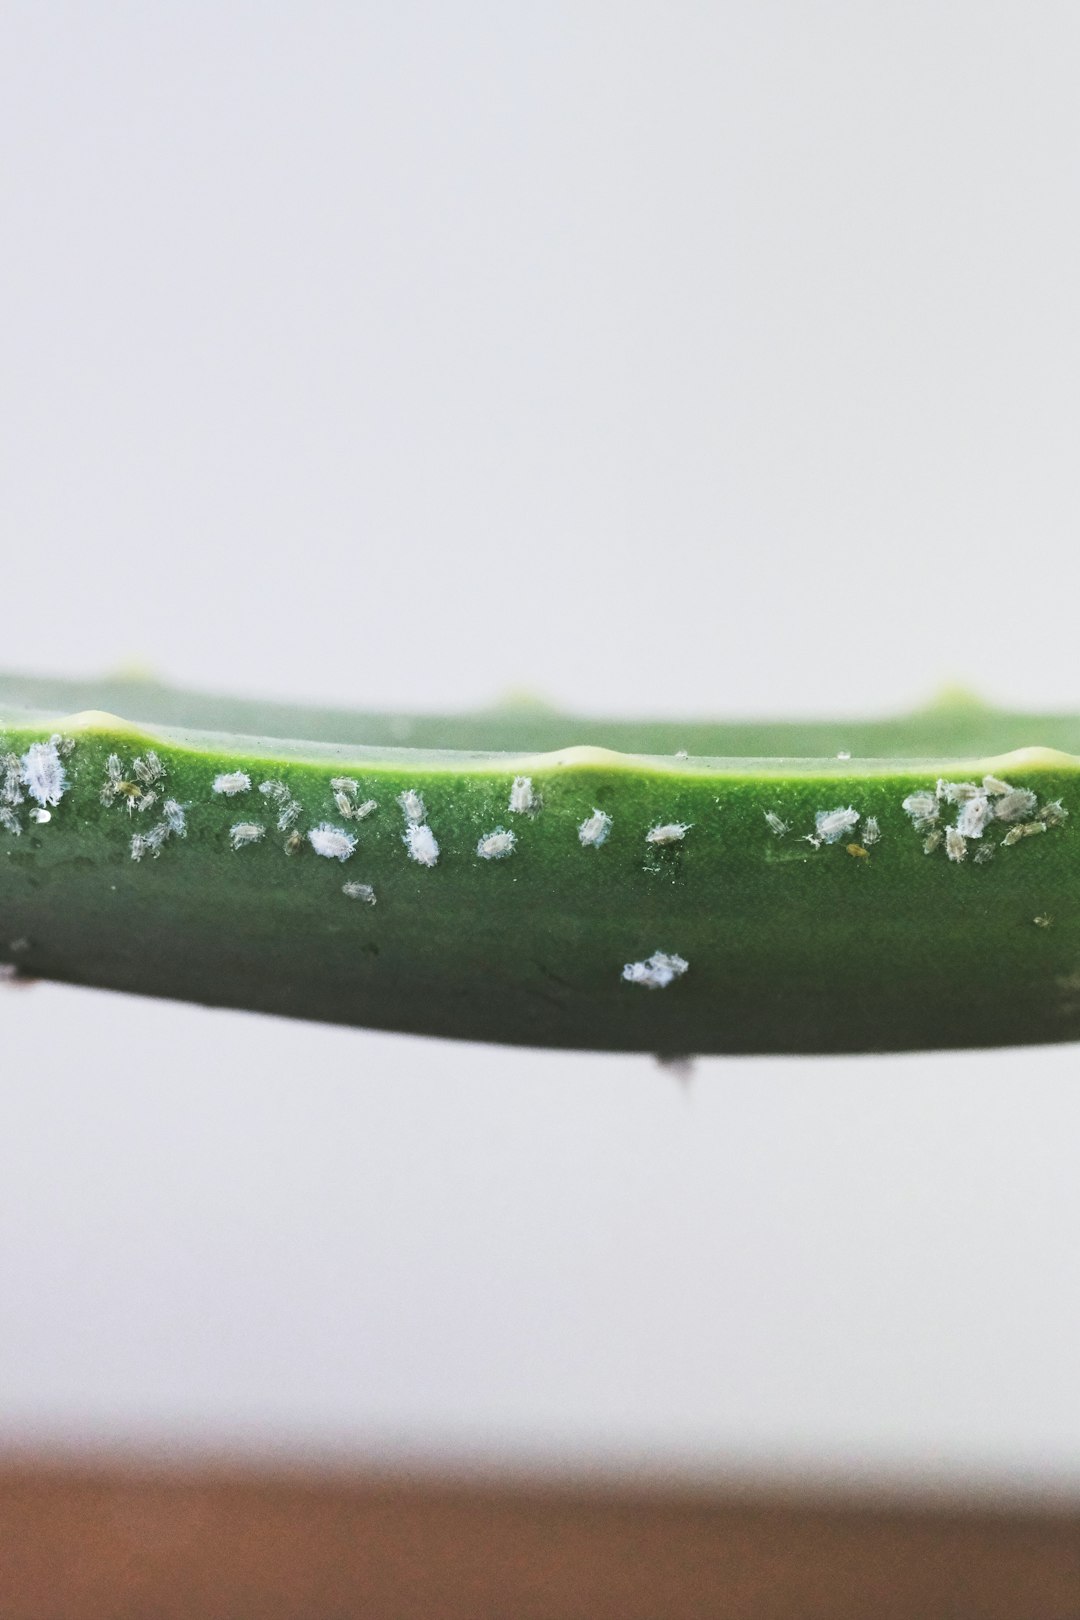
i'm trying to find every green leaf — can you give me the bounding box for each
[1,672,1078,1055]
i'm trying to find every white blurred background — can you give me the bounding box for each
[1,2,1079,1490]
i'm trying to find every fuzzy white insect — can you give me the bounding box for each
[477,827,516,860]
[230,822,266,850]
[646,822,691,845]
[764,811,789,837]
[134,752,164,787]
[398,789,426,825]
[162,800,187,836]
[259,780,301,831]
[974,843,995,864]
[955,794,993,839]
[213,772,251,796]
[355,799,377,820]
[403,822,439,867]
[901,792,938,829]
[342,881,376,904]
[31,809,51,825]
[945,825,967,862]
[836,750,852,760]
[307,823,356,861]
[20,736,67,807]
[622,950,689,990]
[937,780,980,804]
[579,808,613,847]
[814,806,859,844]
[1001,825,1024,848]
[993,788,1039,823]
[862,816,881,846]
[2,752,25,806]
[0,807,21,836]
[923,829,943,854]
[1040,799,1068,827]
[982,775,1013,796]
[330,778,358,797]
[509,776,536,815]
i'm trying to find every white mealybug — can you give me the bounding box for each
[477,827,516,860]
[32,809,51,824]
[622,950,689,990]
[0,806,20,835]
[646,822,691,845]
[923,828,943,854]
[901,792,938,829]
[259,780,301,831]
[508,775,536,815]
[945,826,967,862]
[162,800,187,836]
[355,799,377,819]
[578,809,612,847]
[982,775,1013,796]
[814,806,860,844]
[342,881,376,904]
[836,750,852,760]
[764,811,789,837]
[214,771,251,796]
[937,780,980,804]
[20,736,67,807]
[404,822,439,866]
[1041,799,1068,827]
[955,794,993,839]
[2,752,25,806]
[307,823,356,861]
[974,843,995,864]
[330,777,358,797]
[134,751,164,787]
[862,816,881,846]
[993,788,1039,823]
[398,789,426,824]
[230,822,266,850]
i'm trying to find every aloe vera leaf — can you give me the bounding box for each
[0,672,1077,1056]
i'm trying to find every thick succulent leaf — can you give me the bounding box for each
[1,673,1077,1055]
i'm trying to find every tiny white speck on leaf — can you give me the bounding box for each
[764,811,788,837]
[308,823,356,860]
[945,826,967,862]
[646,822,691,845]
[836,750,851,760]
[814,806,859,844]
[579,809,612,847]
[902,792,938,829]
[230,822,267,850]
[342,881,376,904]
[477,827,516,860]
[509,776,536,815]
[1034,914,1052,928]
[994,788,1039,823]
[404,822,439,866]
[20,736,67,807]
[955,794,993,838]
[862,816,881,846]
[622,950,689,990]
[675,750,688,761]
[214,772,251,796]
[31,809,51,824]
[398,789,426,824]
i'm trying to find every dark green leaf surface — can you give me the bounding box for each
[1,673,1078,1055]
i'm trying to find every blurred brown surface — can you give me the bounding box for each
[2,1460,1078,1620]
